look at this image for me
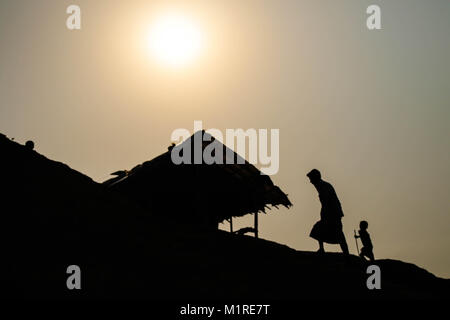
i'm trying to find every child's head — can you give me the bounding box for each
[359,220,369,230]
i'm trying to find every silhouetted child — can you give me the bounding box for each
[354,221,374,261]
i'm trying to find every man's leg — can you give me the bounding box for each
[337,219,349,255]
[340,236,349,255]
[318,241,325,253]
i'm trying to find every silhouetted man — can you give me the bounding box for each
[307,169,349,255]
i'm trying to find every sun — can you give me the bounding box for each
[148,13,204,67]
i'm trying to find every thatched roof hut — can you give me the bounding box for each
[103,131,291,236]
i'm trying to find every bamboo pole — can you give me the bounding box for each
[254,212,259,238]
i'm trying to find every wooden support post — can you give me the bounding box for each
[229,217,233,233]
[254,212,259,238]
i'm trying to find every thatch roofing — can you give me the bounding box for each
[103,131,291,224]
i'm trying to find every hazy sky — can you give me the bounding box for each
[1,0,449,278]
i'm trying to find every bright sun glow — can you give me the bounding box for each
[148,14,204,67]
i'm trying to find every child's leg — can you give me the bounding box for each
[368,250,375,261]
[360,247,368,260]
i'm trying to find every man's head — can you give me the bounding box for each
[307,169,321,184]
[360,220,369,230]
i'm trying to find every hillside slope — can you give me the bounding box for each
[1,133,448,300]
